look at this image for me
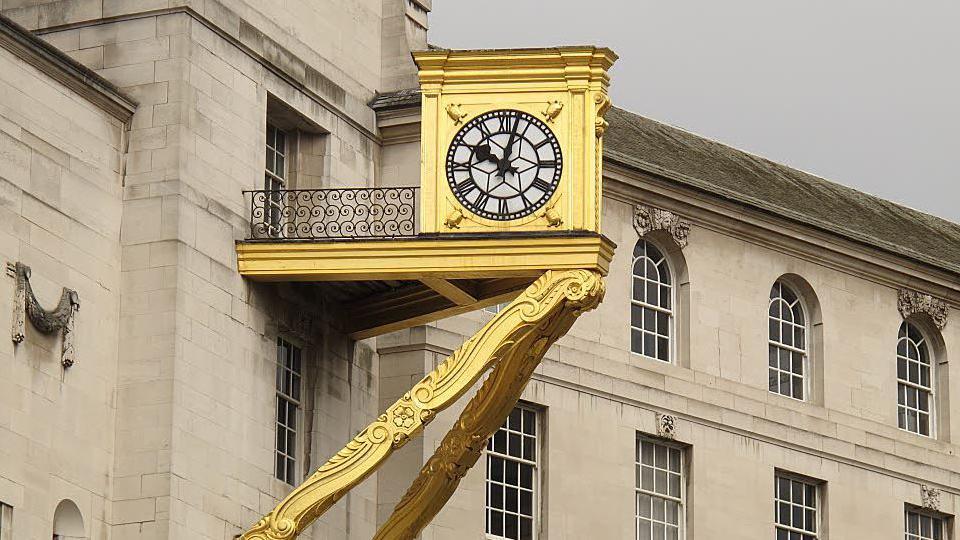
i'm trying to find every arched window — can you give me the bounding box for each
[631,240,672,362]
[897,321,934,436]
[768,281,807,400]
[52,499,84,539]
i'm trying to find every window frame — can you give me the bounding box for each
[905,507,947,540]
[773,471,822,540]
[275,336,303,486]
[635,435,685,540]
[265,123,288,238]
[897,320,936,438]
[631,239,675,364]
[0,502,11,540]
[485,403,541,540]
[768,281,811,401]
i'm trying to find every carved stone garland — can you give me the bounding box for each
[633,204,690,249]
[10,262,80,367]
[240,269,605,540]
[898,289,948,330]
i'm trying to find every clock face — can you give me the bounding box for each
[445,109,562,221]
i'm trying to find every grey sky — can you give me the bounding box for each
[428,1,960,223]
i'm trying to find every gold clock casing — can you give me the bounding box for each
[414,46,617,235]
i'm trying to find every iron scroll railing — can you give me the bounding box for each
[246,187,418,240]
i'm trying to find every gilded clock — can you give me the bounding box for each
[445,109,563,221]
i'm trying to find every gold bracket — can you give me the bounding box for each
[240,269,605,540]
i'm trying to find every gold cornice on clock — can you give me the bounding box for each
[415,46,617,87]
[414,46,617,236]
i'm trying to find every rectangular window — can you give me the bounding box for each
[905,509,945,540]
[486,405,538,540]
[636,437,683,540]
[0,502,10,539]
[774,473,820,540]
[265,124,287,237]
[275,337,302,485]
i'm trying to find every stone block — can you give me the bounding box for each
[103,36,170,68]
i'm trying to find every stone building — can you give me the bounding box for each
[0,2,958,540]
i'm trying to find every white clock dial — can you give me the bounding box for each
[445,109,562,221]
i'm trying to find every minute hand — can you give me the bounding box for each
[498,115,520,176]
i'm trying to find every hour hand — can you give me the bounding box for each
[474,144,501,165]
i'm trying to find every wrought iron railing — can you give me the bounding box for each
[246,187,418,240]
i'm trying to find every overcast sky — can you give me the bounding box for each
[428,1,960,223]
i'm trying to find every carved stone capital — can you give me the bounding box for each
[898,289,948,330]
[10,262,79,368]
[921,485,941,511]
[634,204,690,249]
[656,413,677,440]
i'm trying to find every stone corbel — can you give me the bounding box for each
[898,289,948,330]
[656,413,677,440]
[634,204,690,249]
[921,485,941,511]
[9,262,80,368]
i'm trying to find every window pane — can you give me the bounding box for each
[275,338,302,485]
[897,322,935,437]
[775,474,818,538]
[769,281,809,400]
[487,406,538,539]
[632,240,674,362]
[637,437,685,540]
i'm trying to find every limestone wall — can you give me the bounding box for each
[32,9,384,539]
[0,40,125,540]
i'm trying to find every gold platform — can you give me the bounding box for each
[237,233,614,338]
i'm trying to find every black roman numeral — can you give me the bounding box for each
[498,199,509,215]
[531,178,554,192]
[474,191,490,210]
[496,114,512,132]
[538,160,557,168]
[456,177,477,194]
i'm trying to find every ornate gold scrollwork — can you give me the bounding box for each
[594,92,611,137]
[240,269,605,540]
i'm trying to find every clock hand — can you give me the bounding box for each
[474,144,501,166]
[498,115,521,176]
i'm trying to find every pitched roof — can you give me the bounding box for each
[370,90,960,277]
[603,107,960,276]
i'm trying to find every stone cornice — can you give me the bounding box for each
[0,15,136,122]
[30,6,380,140]
[605,149,960,279]
[604,166,960,303]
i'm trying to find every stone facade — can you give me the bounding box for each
[0,2,958,540]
